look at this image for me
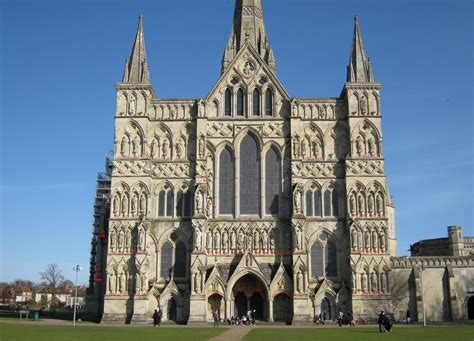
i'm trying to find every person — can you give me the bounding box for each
[384,317,392,332]
[213,310,220,328]
[338,311,343,327]
[348,311,355,327]
[378,311,385,332]
[236,316,240,325]
[319,312,325,325]
[152,309,160,327]
[242,315,247,325]
[406,310,411,324]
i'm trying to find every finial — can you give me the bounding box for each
[354,15,359,23]
[139,14,143,22]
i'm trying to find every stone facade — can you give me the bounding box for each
[85,0,474,324]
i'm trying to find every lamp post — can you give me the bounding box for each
[72,265,82,327]
[420,264,426,327]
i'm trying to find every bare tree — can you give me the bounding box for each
[39,264,64,308]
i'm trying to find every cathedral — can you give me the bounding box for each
[85,0,474,324]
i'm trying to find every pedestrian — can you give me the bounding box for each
[406,310,411,324]
[152,309,159,327]
[378,311,386,332]
[338,311,343,327]
[213,309,220,328]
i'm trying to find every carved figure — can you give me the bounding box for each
[371,272,378,292]
[294,189,301,213]
[214,231,220,251]
[350,194,356,215]
[361,272,368,292]
[295,228,302,250]
[194,271,201,293]
[261,230,267,251]
[351,229,357,249]
[380,272,387,292]
[376,195,383,215]
[379,233,385,250]
[132,137,140,157]
[140,195,146,214]
[120,136,127,156]
[162,139,169,159]
[296,271,303,292]
[246,253,252,267]
[176,141,183,159]
[118,231,124,251]
[128,96,136,115]
[278,277,285,291]
[368,138,375,155]
[245,231,252,250]
[301,139,307,158]
[230,230,237,250]
[131,195,137,214]
[194,229,202,250]
[292,139,300,158]
[356,138,363,155]
[372,231,378,251]
[269,230,275,251]
[364,231,370,250]
[206,230,212,250]
[108,271,116,293]
[222,231,228,251]
[195,190,203,213]
[206,196,213,217]
[312,140,320,158]
[119,272,126,292]
[110,230,116,251]
[368,195,375,214]
[138,229,145,250]
[113,196,119,214]
[125,229,130,252]
[358,195,365,215]
[198,136,205,158]
[360,97,368,115]
[141,273,147,292]
[253,231,259,251]
[150,140,156,158]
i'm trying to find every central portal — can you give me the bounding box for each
[232,274,267,320]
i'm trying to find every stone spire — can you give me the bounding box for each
[221,0,275,73]
[347,16,374,83]
[122,15,150,84]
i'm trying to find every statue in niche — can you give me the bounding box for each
[351,229,357,249]
[376,196,383,215]
[120,136,127,156]
[230,230,237,250]
[176,141,183,159]
[291,103,298,117]
[206,230,212,250]
[238,230,244,251]
[125,230,130,252]
[214,231,220,251]
[141,273,147,292]
[349,194,356,215]
[121,197,128,215]
[162,139,169,159]
[128,96,136,115]
[278,277,285,291]
[352,273,357,291]
[150,140,157,159]
[194,229,201,250]
[135,272,140,292]
[206,196,213,217]
[358,195,365,215]
[119,272,125,292]
[364,231,370,250]
[269,230,275,252]
[380,273,387,292]
[198,100,205,117]
[360,97,368,115]
[246,253,252,267]
[113,196,119,214]
[368,195,375,215]
[194,271,201,293]
[296,271,303,292]
[312,140,320,158]
[195,190,203,214]
[131,195,137,214]
[293,189,301,213]
[361,272,368,292]
[245,231,252,250]
[110,230,116,251]
[131,137,138,157]
[108,271,116,293]
[198,136,205,158]
[379,233,385,250]
[368,138,375,155]
[295,228,302,250]
[138,229,145,251]
[371,272,378,292]
[140,195,146,214]
[253,231,259,251]
[261,230,267,251]
[222,232,228,251]
[301,139,307,158]
[156,137,161,157]
[372,231,378,251]
[292,138,300,158]
[356,138,363,155]
[117,231,124,252]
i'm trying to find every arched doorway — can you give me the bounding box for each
[321,297,331,321]
[232,274,268,320]
[273,293,292,322]
[468,296,474,319]
[208,293,224,320]
[167,297,177,321]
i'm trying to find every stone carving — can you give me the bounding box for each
[300,162,339,178]
[194,228,202,250]
[277,277,286,291]
[360,96,368,115]
[207,122,233,138]
[195,190,204,214]
[108,270,116,293]
[371,272,378,292]
[198,136,206,158]
[296,271,303,292]
[361,272,368,292]
[128,95,136,115]
[293,187,302,213]
[194,271,201,293]
[242,61,255,76]
[119,272,126,292]
[372,231,378,251]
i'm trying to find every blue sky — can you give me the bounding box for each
[1,0,472,285]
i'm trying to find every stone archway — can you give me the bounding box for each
[273,293,292,322]
[167,297,177,321]
[231,274,268,320]
[468,296,474,319]
[208,293,224,320]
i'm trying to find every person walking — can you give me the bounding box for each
[338,311,343,327]
[406,310,411,324]
[378,311,386,332]
[213,309,220,328]
[153,309,159,327]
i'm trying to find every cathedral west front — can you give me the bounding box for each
[85,0,474,324]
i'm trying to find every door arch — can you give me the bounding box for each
[167,297,177,321]
[468,296,474,319]
[208,293,224,321]
[273,293,292,323]
[231,273,268,320]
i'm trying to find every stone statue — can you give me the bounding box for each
[206,196,213,217]
[269,230,275,252]
[119,272,125,292]
[296,271,303,292]
[371,272,378,292]
[120,136,127,156]
[238,230,244,250]
[138,229,145,250]
[368,138,375,155]
[131,195,137,214]
[195,190,203,213]
[292,139,300,158]
[140,195,146,214]
[261,231,267,251]
[301,139,307,158]
[372,231,378,251]
[198,136,205,158]
[222,232,228,252]
[194,229,202,250]
[245,231,252,250]
[110,231,116,251]
[379,233,385,250]
[141,273,147,292]
[312,140,320,158]
[294,189,301,213]
[194,271,201,293]
[360,97,368,115]
[352,273,357,291]
[291,103,297,117]
[361,272,368,292]
[376,196,383,215]
[350,194,356,215]
[118,231,124,251]
[198,100,205,117]
[230,230,237,250]
[176,141,183,159]
[295,228,302,250]
[113,196,119,214]
[150,140,156,158]
[358,195,365,215]
[351,229,357,249]
[246,253,252,267]
[364,231,370,250]
[380,273,387,292]
[368,195,375,215]
[108,271,116,293]
[206,230,212,250]
[128,96,136,115]
[356,138,363,155]
[162,139,169,159]
[124,230,130,252]
[278,277,285,291]
[214,231,220,251]
[135,273,140,292]
[121,196,128,215]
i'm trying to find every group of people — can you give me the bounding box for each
[378,310,392,332]
[337,311,355,327]
[152,308,163,327]
[226,310,257,326]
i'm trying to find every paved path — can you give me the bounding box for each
[209,326,254,341]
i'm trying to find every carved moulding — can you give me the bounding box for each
[113,160,192,178]
[346,159,384,176]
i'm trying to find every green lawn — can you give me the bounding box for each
[0,324,226,341]
[244,326,474,341]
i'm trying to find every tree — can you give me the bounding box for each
[39,264,64,310]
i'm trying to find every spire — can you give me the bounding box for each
[221,0,275,73]
[347,16,374,83]
[123,15,150,84]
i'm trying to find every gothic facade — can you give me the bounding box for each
[85,0,474,324]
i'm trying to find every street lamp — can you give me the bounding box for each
[72,265,82,327]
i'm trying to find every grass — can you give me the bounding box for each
[0,324,226,341]
[244,326,474,341]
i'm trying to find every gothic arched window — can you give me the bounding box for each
[324,190,331,217]
[240,135,260,215]
[225,88,232,116]
[253,89,261,116]
[305,191,313,216]
[176,190,192,218]
[326,240,337,277]
[314,190,322,217]
[237,89,245,116]
[174,241,186,278]
[265,147,280,214]
[332,189,339,217]
[158,186,174,217]
[265,89,273,116]
[305,188,322,217]
[160,242,173,278]
[311,242,324,278]
[219,148,234,215]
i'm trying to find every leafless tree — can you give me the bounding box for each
[39,264,64,308]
